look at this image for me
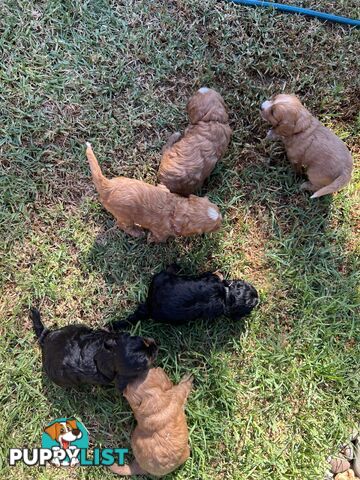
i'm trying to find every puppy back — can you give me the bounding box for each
[159,122,231,195]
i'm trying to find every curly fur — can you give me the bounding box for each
[158,88,232,195]
[261,94,353,198]
[111,265,259,328]
[109,368,192,477]
[85,143,221,242]
[30,308,158,391]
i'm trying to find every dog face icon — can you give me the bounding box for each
[44,418,82,449]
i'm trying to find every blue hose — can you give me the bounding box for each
[226,0,360,27]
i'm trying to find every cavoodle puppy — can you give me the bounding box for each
[109,368,193,477]
[30,308,158,391]
[158,87,232,195]
[86,143,221,242]
[111,264,259,328]
[261,94,353,198]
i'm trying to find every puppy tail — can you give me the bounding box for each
[29,308,50,346]
[85,142,110,192]
[310,173,351,199]
[109,460,147,476]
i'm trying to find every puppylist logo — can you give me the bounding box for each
[9,417,127,467]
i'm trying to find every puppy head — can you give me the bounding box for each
[187,87,229,124]
[224,280,259,320]
[260,94,312,136]
[173,195,222,236]
[109,334,159,377]
[123,367,173,412]
[44,419,81,445]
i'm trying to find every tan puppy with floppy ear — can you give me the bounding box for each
[260,94,353,198]
[158,87,232,195]
[85,143,221,242]
[109,368,193,477]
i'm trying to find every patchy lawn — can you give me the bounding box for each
[0,0,359,479]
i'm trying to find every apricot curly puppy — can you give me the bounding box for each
[261,94,353,198]
[158,87,232,195]
[109,368,193,477]
[85,143,221,242]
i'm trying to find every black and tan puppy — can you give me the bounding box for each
[111,265,259,328]
[30,308,158,391]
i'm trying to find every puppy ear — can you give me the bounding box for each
[142,337,154,348]
[94,346,116,381]
[272,102,310,136]
[293,109,312,133]
[142,337,158,360]
[123,384,143,408]
[44,423,60,440]
[67,419,77,430]
[274,121,295,137]
[271,104,294,136]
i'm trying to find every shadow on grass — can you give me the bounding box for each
[230,146,358,330]
[40,374,132,448]
[82,220,252,356]
[79,141,357,364]
[70,151,358,479]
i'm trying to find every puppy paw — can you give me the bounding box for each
[147,232,167,243]
[119,224,145,238]
[109,461,146,475]
[169,131,182,142]
[108,464,128,475]
[147,232,157,243]
[180,373,194,384]
[212,270,224,281]
[300,181,316,192]
[265,129,280,141]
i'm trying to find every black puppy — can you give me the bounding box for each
[30,308,158,391]
[111,265,259,328]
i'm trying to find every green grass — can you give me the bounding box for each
[1,0,359,478]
